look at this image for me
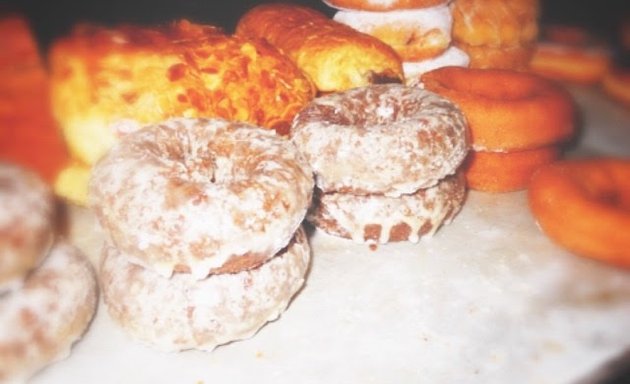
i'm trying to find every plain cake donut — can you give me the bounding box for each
[99,227,310,352]
[89,118,313,279]
[0,162,55,292]
[0,242,98,383]
[309,173,466,244]
[290,84,469,197]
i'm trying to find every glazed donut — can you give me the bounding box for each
[290,84,469,196]
[457,42,535,70]
[529,42,611,84]
[451,0,540,48]
[99,227,310,352]
[0,242,98,383]
[602,67,630,106]
[89,118,313,279]
[528,158,630,268]
[324,0,448,12]
[464,146,560,193]
[421,66,575,151]
[403,46,470,85]
[309,173,466,244]
[0,163,55,292]
[333,4,453,61]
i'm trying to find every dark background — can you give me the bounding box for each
[1,0,628,52]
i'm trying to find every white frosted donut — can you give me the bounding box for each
[403,47,471,86]
[99,227,310,352]
[290,84,469,197]
[0,163,55,292]
[89,118,313,279]
[308,173,466,244]
[333,4,453,61]
[0,242,98,383]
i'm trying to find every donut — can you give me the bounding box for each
[528,158,630,268]
[451,0,540,48]
[464,146,560,193]
[324,0,448,12]
[290,84,469,197]
[457,42,535,70]
[421,66,575,151]
[0,242,98,382]
[99,227,310,352]
[333,4,453,61]
[89,118,313,279]
[308,173,466,244]
[602,67,630,106]
[0,163,55,292]
[403,46,470,86]
[529,42,611,84]
[54,161,91,206]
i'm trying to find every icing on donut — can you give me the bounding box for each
[403,46,470,85]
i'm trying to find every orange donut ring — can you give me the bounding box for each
[528,158,630,268]
[421,66,575,151]
[602,67,630,107]
[324,0,448,11]
[464,146,560,193]
[529,42,611,85]
[457,42,535,70]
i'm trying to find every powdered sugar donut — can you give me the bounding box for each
[0,242,98,383]
[333,4,453,61]
[290,84,469,197]
[89,118,313,279]
[309,173,466,244]
[0,162,55,292]
[99,227,310,352]
[403,46,470,85]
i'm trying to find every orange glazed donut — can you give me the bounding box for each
[464,146,560,193]
[89,118,313,279]
[602,67,630,106]
[529,42,611,85]
[324,0,448,12]
[421,66,575,151]
[528,158,630,268]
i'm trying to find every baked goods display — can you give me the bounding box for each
[49,19,315,205]
[89,117,313,350]
[529,158,630,269]
[291,84,469,243]
[422,66,575,192]
[235,3,404,93]
[0,163,97,382]
[451,0,540,69]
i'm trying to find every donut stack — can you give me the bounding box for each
[291,84,469,244]
[89,117,314,352]
[451,0,540,70]
[0,162,97,383]
[422,66,576,192]
[327,0,470,85]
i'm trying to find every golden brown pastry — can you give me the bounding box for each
[236,3,404,93]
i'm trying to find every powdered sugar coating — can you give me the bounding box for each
[404,46,470,86]
[99,227,310,352]
[309,173,466,244]
[291,84,469,196]
[0,242,98,383]
[0,163,55,292]
[89,118,313,279]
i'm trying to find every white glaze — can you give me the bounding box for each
[404,46,470,85]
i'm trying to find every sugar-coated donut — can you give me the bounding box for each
[528,158,630,268]
[308,173,466,244]
[89,118,313,279]
[602,68,630,106]
[457,42,535,70]
[0,242,98,383]
[421,66,575,151]
[324,0,448,12]
[99,227,310,352]
[0,163,55,292]
[529,42,611,85]
[333,4,453,61]
[403,46,470,86]
[464,146,560,193]
[290,84,469,197]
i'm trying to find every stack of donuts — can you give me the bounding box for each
[291,84,469,244]
[324,0,471,85]
[451,0,540,70]
[0,162,97,382]
[422,66,575,192]
[89,117,314,352]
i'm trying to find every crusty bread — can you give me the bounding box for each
[236,3,404,93]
